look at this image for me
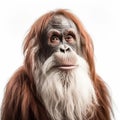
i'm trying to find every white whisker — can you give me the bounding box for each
[32,52,97,120]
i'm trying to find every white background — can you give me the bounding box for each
[0,0,120,119]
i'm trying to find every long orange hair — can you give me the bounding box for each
[1,9,113,120]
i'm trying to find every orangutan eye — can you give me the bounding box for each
[65,34,75,44]
[51,35,59,41]
[50,35,60,45]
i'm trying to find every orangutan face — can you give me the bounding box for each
[34,15,97,120]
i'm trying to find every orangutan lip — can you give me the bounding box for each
[56,65,78,70]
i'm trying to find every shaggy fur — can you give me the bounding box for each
[35,52,97,120]
[1,9,112,120]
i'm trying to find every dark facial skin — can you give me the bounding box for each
[41,15,80,61]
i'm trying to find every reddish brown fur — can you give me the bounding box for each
[1,9,112,120]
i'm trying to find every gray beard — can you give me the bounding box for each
[33,55,98,120]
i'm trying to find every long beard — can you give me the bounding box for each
[33,54,98,120]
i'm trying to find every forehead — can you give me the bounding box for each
[46,15,78,33]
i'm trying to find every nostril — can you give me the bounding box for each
[60,48,65,53]
[66,47,70,52]
[59,45,71,53]
[59,47,71,53]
